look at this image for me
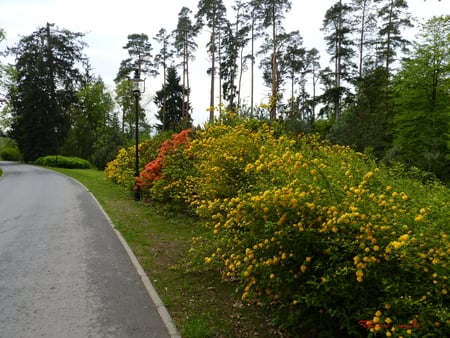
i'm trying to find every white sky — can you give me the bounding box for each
[0,0,446,125]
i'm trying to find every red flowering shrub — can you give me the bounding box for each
[138,129,192,203]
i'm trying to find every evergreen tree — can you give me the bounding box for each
[330,66,389,156]
[195,0,228,122]
[154,28,175,130]
[229,0,252,111]
[9,23,87,161]
[253,0,292,119]
[115,33,156,82]
[173,7,198,120]
[351,0,378,86]
[220,20,239,112]
[154,66,192,133]
[373,0,413,77]
[373,0,413,116]
[304,48,321,119]
[321,0,356,121]
[280,31,306,119]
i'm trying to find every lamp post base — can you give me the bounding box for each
[134,183,141,201]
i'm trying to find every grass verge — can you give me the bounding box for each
[53,168,275,338]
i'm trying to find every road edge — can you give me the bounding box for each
[61,172,182,338]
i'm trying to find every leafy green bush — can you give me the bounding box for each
[0,147,21,161]
[35,155,93,169]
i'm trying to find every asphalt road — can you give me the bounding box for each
[0,162,176,338]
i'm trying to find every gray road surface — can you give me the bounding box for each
[0,162,177,338]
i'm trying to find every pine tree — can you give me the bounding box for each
[253,0,292,119]
[195,0,228,122]
[321,0,356,121]
[154,28,175,130]
[173,7,198,121]
[154,66,192,133]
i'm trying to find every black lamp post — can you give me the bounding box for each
[132,68,145,201]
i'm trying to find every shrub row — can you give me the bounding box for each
[35,155,92,169]
[0,147,21,161]
[106,116,450,337]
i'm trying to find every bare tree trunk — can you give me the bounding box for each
[270,9,278,120]
[209,19,216,122]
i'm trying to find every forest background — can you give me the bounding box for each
[1,0,448,182]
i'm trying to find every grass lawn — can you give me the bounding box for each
[54,168,274,338]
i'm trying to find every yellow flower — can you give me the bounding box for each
[300,265,307,273]
[391,241,402,249]
[269,273,275,279]
[356,270,364,282]
[399,234,409,242]
[414,214,424,222]
[364,171,374,179]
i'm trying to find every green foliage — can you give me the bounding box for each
[62,79,115,162]
[154,66,192,133]
[34,155,92,169]
[0,147,20,161]
[0,137,21,161]
[9,23,87,162]
[182,316,214,338]
[388,15,450,181]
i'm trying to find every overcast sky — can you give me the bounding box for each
[0,0,445,125]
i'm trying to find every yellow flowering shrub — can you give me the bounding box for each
[105,115,449,336]
[104,139,162,190]
[185,118,450,336]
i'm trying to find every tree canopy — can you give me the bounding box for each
[8,23,88,161]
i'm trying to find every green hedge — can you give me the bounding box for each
[35,155,93,169]
[0,147,21,161]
